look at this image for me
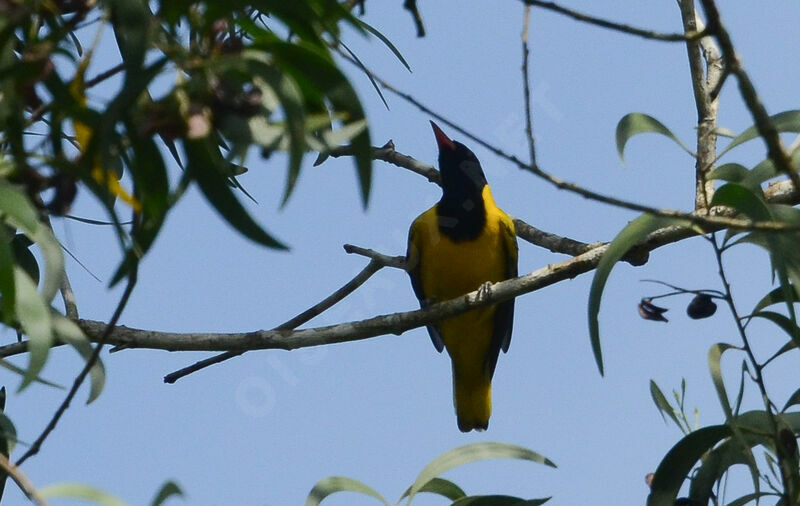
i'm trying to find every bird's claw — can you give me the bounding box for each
[476,281,493,302]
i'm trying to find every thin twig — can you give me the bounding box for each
[60,275,78,320]
[678,0,721,211]
[521,5,537,167]
[698,0,800,194]
[16,269,138,466]
[369,68,800,233]
[336,47,793,233]
[523,0,705,42]
[163,259,387,383]
[0,454,46,506]
[403,0,425,37]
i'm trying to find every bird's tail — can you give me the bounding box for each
[453,369,492,432]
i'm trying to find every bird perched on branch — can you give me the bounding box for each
[407,121,518,432]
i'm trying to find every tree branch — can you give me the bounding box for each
[164,257,389,383]
[678,0,721,211]
[521,5,536,167]
[16,269,138,466]
[523,0,705,42]
[6,176,790,359]
[698,0,800,194]
[0,455,45,506]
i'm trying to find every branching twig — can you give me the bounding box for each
[678,0,721,211]
[521,5,536,167]
[16,269,138,466]
[336,58,799,233]
[523,0,705,42]
[403,0,425,37]
[164,258,389,383]
[698,0,800,194]
[0,454,45,505]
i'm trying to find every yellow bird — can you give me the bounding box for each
[407,122,518,432]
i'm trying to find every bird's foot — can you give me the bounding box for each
[476,281,493,302]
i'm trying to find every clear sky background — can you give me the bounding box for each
[4,1,800,505]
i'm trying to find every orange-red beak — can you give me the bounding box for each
[430,121,456,151]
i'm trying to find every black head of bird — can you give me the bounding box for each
[430,121,488,241]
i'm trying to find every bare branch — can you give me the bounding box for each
[698,0,800,193]
[0,454,46,506]
[16,269,138,466]
[164,259,388,383]
[521,5,536,167]
[678,0,721,211]
[362,66,800,233]
[321,141,441,184]
[523,0,704,42]
[403,0,425,37]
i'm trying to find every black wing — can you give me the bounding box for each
[484,217,518,379]
[407,222,445,352]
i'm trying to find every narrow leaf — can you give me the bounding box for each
[450,496,549,506]
[708,343,738,421]
[719,110,800,157]
[650,380,682,428]
[304,476,389,506]
[185,138,287,249]
[39,482,127,506]
[398,477,466,502]
[589,215,686,374]
[14,268,53,391]
[615,113,692,165]
[647,425,731,506]
[357,19,412,71]
[752,311,800,353]
[150,480,184,506]
[406,442,555,504]
[752,285,800,313]
[53,316,105,403]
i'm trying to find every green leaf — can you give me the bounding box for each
[689,436,758,505]
[184,138,287,249]
[150,480,184,506]
[726,493,779,506]
[0,226,15,322]
[304,476,389,506]
[647,425,731,506]
[356,19,412,72]
[398,477,466,503]
[708,343,738,421]
[53,316,105,403]
[0,182,64,302]
[0,359,63,389]
[751,311,800,354]
[11,234,39,286]
[450,496,550,506]
[709,183,770,221]
[406,442,555,504]
[719,110,800,157]
[0,387,7,503]
[39,482,127,506]
[706,163,749,183]
[588,214,686,374]
[14,267,53,391]
[783,387,800,412]
[0,412,17,456]
[650,380,682,428]
[752,285,800,313]
[267,42,372,207]
[245,62,306,207]
[615,113,692,165]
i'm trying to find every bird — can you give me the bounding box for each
[406,121,518,432]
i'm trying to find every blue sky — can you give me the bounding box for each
[5,1,800,504]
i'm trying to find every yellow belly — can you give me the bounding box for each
[409,185,514,431]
